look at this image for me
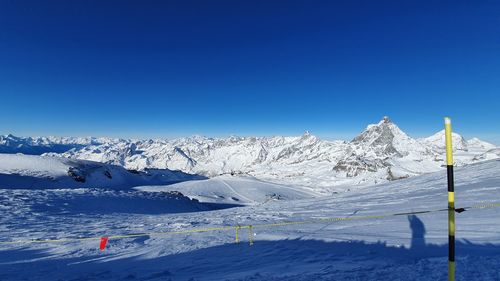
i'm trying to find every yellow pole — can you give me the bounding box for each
[445,117,455,281]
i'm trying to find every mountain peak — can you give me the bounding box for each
[350,117,425,157]
[421,130,468,151]
[467,138,496,150]
[380,116,391,124]
[354,117,404,142]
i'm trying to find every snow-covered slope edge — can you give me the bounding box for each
[0,153,205,189]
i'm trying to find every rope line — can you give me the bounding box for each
[1,201,499,246]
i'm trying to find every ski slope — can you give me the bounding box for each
[0,159,499,280]
[136,175,319,204]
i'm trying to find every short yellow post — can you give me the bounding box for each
[445,117,455,281]
[235,226,240,243]
[248,225,254,246]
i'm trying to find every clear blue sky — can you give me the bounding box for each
[1,1,499,143]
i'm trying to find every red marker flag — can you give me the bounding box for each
[99,237,108,251]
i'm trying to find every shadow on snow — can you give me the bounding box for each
[1,216,500,280]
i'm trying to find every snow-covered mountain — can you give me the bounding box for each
[333,117,436,182]
[1,117,497,192]
[0,154,204,189]
[419,130,469,151]
[419,130,498,166]
[0,134,118,155]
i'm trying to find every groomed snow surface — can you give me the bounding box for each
[1,158,500,280]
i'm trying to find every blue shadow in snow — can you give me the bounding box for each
[408,214,426,249]
[1,216,500,280]
[29,190,243,215]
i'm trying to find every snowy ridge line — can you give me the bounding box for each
[2,201,500,246]
[3,118,498,190]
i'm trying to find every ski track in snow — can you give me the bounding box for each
[218,178,257,204]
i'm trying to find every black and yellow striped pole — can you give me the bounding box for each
[445,117,455,281]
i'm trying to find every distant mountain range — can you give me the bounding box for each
[1,117,498,192]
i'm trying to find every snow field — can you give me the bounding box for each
[1,160,500,280]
